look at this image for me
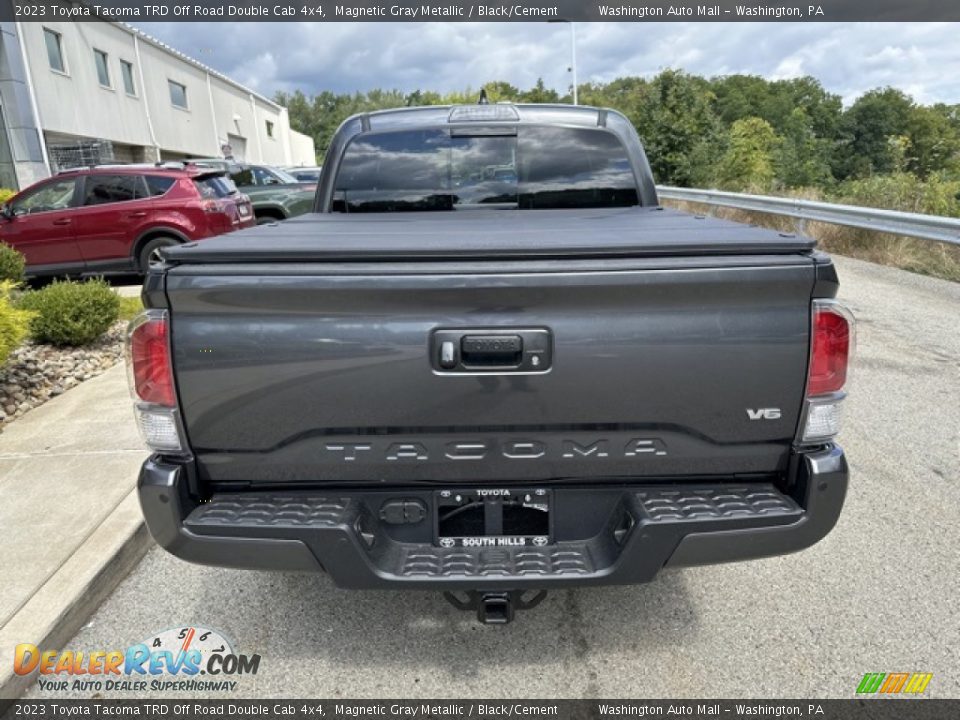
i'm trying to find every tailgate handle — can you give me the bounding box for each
[431,329,552,374]
[461,335,523,366]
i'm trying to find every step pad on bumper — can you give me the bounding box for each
[187,495,350,528]
[402,546,593,577]
[637,486,801,522]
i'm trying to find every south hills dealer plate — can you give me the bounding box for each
[435,488,551,548]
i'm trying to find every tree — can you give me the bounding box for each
[777,76,842,141]
[835,87,914,179]
[519,78,559,104]
[904,105,960,178]
[711,75,841,141]
[775,108,833,188]
[712,75,775,126]
[481,81,521,103]
[635,70,724,186]
[579,76,649,126]
[274,75,950,192]
[274,89,320,156]
[717,117,779,191]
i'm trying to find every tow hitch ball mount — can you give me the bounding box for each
[443,589,548,624]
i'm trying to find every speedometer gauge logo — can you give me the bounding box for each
[141,626,234,666]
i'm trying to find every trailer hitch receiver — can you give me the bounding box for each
[443,589,548,624]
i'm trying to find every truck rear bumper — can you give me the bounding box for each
[138,445,847,589]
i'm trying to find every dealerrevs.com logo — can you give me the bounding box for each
[15,626,260,693]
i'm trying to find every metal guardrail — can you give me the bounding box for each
[656,186,960,246]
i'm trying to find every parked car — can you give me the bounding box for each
[131,104,853,624]
[284,165,323,183]
[0,165,254,277]
[188,160,315,224]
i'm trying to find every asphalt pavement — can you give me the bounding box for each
[22,255,960,699]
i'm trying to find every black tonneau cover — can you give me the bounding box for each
[164,206,814,263]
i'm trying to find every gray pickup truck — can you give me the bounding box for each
[127,104,853,624]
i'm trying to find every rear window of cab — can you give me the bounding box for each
[333,125,639,212]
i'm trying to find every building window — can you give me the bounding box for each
[168,80,188,109]
[94,49,110,88]
[121,60,136,95]
[265,120,274,138]
[43,28,65,73]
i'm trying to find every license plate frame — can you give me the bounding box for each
[434,488,552,549]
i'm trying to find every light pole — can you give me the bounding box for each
[549,20,578,105]
[570,22,578,105]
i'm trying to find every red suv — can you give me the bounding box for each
[0,165,255,277]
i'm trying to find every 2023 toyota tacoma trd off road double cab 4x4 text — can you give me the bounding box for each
[127,104,854,624]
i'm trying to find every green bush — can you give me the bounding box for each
[0,281,32,365]
[817,173,960,281]
[0,242,26,284]
[19,279,119,346]
[118,295,143,322]
[0,188,16,205]
[830,172,960,217]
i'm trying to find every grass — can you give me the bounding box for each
[663,199,960,283]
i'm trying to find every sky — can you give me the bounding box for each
[136,22,960,106]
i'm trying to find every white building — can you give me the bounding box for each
[0,19,316,190]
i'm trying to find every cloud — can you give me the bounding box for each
[135,21,960,105]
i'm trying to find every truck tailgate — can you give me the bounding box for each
[165,254,816,487]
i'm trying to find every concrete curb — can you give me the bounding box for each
[0,490,152,705]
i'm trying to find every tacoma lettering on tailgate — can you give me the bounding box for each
[321,438,668,462]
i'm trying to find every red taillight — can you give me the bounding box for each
[202,199,223,213]
[130,314,175,406]
[807,303,852,396]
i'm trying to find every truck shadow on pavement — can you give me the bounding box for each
[240,565,700,683]
[40,548,703,697]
